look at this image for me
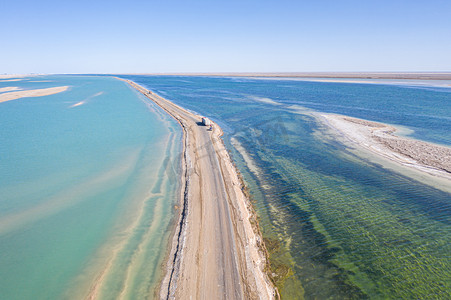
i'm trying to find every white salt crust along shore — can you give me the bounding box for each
[318,114,451,187]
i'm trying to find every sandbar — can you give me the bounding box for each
[119,78,276,300]
[0,87,21,93]
[0,86,69,103]
[319,114,451,189]
[0,74,30,79]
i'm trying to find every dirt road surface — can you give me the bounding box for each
[121,79,275,300]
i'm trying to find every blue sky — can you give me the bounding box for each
[1,0,451,73]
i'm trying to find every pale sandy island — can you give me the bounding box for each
[319,114,451,186]
[0,79,23,82]
[0,74,37,81]
[0,87,21,93]
[0,86,69,103]
[120,78,276,300]
[0,74,32,79]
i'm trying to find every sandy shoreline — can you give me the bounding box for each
[0,86,69,103]
[119,78,276,299]
[318,114,451,189]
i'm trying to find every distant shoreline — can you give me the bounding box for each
[4,73,451,80]
[116,72,451,80]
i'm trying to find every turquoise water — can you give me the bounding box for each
[0,76,181,299]
[123,75,451,299]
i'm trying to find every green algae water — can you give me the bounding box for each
[124,75,451,299]
[0,76,181,299]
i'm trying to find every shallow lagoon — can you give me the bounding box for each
[0,76,181,299]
